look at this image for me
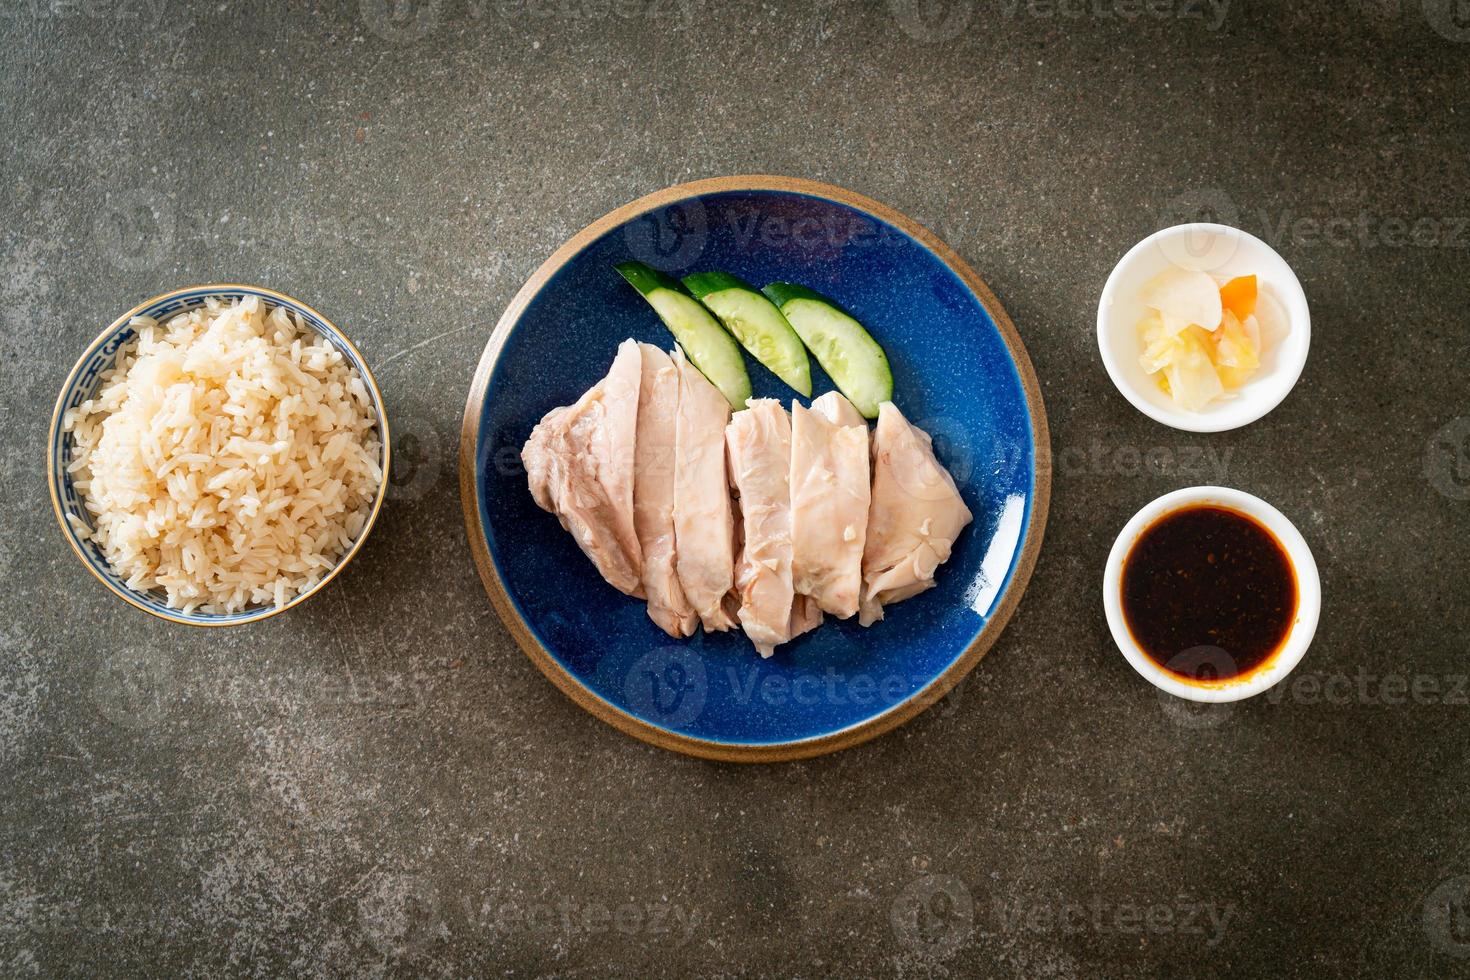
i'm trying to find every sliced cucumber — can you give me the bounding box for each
[760,283,893,418]
[682,271,812,397]
[615,261,751,410]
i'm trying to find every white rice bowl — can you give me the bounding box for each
[63,295,383,615]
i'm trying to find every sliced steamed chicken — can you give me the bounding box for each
[726,399,822,657]
[860,402,973,626]
[811,390,866,428]
[789,591,823,639]
[521,339,644,596]
[790,392,870,618]
[633,344,697,638]
[671,348,739,632]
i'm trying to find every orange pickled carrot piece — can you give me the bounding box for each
[1219,275,1257,320]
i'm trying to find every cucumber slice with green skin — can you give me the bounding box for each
[615,261,752,410]
[682,271,812,397]
[760,283,893,418]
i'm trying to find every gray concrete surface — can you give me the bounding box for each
[4,1,1470,976]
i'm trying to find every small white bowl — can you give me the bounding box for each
[1097,223,1311,433]
[1102,486,1321,703]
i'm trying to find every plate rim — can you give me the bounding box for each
[458,174,1052,763]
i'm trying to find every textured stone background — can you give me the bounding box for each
[4,0,1469,976]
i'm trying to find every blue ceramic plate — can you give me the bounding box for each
[460,177,1050,762]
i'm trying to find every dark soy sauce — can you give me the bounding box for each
[1121,505,1297,682]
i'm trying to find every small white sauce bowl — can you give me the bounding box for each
[1097,223,1311,433]
[1102,486,1321,703]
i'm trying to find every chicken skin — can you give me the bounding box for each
[671,348,738,632]
[727,399,822,657]
[859,402,973,626]
[789,392,870,618]
[522,339,644,596]
[633,343,698,637]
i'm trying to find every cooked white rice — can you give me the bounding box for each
[63,295,383,615]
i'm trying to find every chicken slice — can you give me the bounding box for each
[521,340,645,596]
[790,394,870,619]
[726,399,820,657]
[671,348,738,632]
[859,402,973,626]
[811,390,866,428]
[633,343,698,637]
[724,505,819,642]
[789,594,824,641]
